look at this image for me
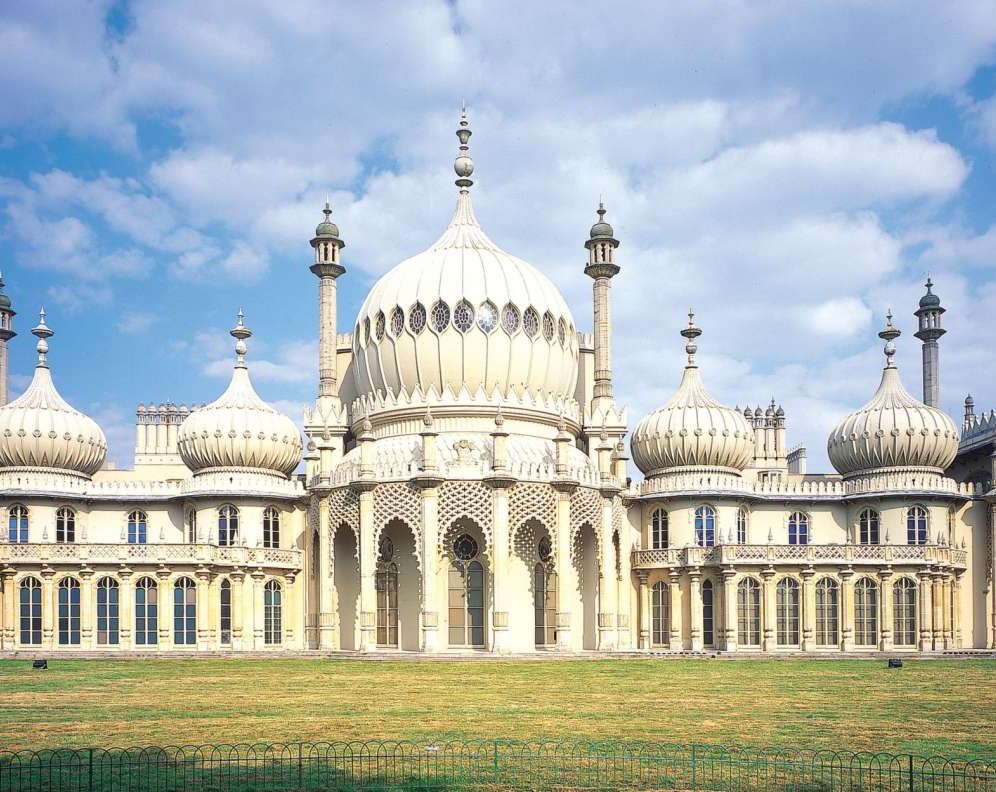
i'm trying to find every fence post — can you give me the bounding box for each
[908,754,914,792]
[691,743,697,790]
[88,747,93,792]
[298,742,303,788]
[493,739,500,787]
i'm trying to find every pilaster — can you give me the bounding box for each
[553,481,576,651]
[79,568,94,650]
[800,567,816,652]
[761,567,776,652]
[918,570,933,652]
[839,568,854,652]
[668,569,681,649]
[487,478,512,654]
[688,568,703,651]
[878,568,893,652]
[356,480,378,653]
[415,479,442,653]
[721,567,738,652]
[597,495,617,650]
[118,567,133,650]
[637,571,650,650]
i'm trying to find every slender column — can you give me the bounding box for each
[942,575,953,650]
[357,486,377,652]
[760,568,776,652]
[230,570,245,650]
[207,576,220,647]
[688,569,703,651]
[118,569,133,650]
[616,525,632,649]
[1,571,14,649]
[721,568,738,652]
[637,572,650,650]
[990,504,996,649]
[668,570,681,649]
[490,483,511,654]
[420,484,441,652]
[840,569,855,651]
[291,573,304,649]
[554,487,574,650]
[918,571,933,652]
[597,499,616,650]
[932,573,944,651]
[953,574,963,649]
[196,570,210,650]
[878,569,893,652]
[317,497,336,650]
[80,570,94,650]
[800,568,816,652]
[156,571,171,648]
[251,571,265,649]
[41,570,55,650]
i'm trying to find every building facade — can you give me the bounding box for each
[0,112,993,655]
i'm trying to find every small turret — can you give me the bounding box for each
[914,276,946,408]
[0,273,16,406]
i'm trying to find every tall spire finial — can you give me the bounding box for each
[32,307,54,368]
[878,308,901,368]
[230,308,252,369]
[454,104,474,192]
[680,308,702,367]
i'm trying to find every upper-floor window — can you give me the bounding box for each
[218,505,239,547]
[736,508,748,544]
[56,507,76,543]
[128,510,148,545]
[788,512,809,545]
[263,506,280,549]
[695,506,716,547]
[907,506,928,545]
[8,505,28,544]
[185,509,197,544]
[650,509,668,550]
[859,509,880,545]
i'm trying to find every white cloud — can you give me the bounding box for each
[117,312,157,334]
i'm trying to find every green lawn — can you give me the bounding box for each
[0,658,994,758]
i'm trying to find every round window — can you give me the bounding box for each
[538,535,553,563]
[453,533,479,561]
[410,303,427,334]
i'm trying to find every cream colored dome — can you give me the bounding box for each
[350,114,578,410]
[0,311,107,478]
[631,316,754,477]
[178,315,302,477]
[827,341,957,477]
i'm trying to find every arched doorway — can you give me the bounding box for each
[573,522,599,650]
[376,536,399,648]
[333,522,360,650]
[446,522,487,649]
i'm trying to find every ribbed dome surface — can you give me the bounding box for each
[827,366,958,476]
[0,365,107,477]
[351,191,578,404]
[631,365,754,476]
[178,366,302,477]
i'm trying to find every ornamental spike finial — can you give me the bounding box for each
[454,104,474,191]
[878,308,900,368]
[230,309,252,368]
[680,308,702,367]
[31,307,54,368]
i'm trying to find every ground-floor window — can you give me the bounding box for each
[135,577,158,645]
[776,578,800,646]
[58,578,81,645]
[264,580,282,645]
[701,579,714,645]
[893,578,917,647]
[220,579,232,645]
[737,577,761,647]
[173,578,196,646]
[815,578,839,647]
[448,534,485,648]
[534,563,557,647]
[19,577,41,645]
[651,581,668,646]
[96,577,119,645]
[376,545,399,648]
[854,577,879,646]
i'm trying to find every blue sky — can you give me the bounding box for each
[1,0,996,471]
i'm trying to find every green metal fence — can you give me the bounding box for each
[1,740,995,791]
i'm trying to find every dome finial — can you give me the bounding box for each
[31,307,54,368]
[878,308,901,368]
[231,308,252,368]
[454,103,474,192]
[680,308,702,367]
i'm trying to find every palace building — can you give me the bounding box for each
[0,112,993,655]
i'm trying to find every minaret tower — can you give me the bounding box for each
[914,276,945,408]
[310,202,346,402]
[0,273,16,406]
[584,202,620,412]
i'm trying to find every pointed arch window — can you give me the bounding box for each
[218,505,239,547]
[859,509,880,545]
[737,577,761,647]
[542,311,555,342]
[695,506,716,547]
[907,506,928,545]
[58,578,81,645]
[701,579,714,646]
[263,506,280,549]
[8,504,28,543]
[523,307,540,338]
[220,579,232,646]
[815,578,839,647]
[409,302,427,335]
[557,317,567,346]
[776,578,800,646]
[19,577,42,645]
[264,580,283,645]
[135,577,158,646]
[500,303,520,334]
[56,508,76,544]
[477,300,498,333]
[374,311,386,341]
[651,580,669,646]
[453,300,474,332]
[893,578,917,647]
[185,509,197,544]
[96,577,119,646]
[390,306,405,336]
[173,577,196,646]
[430,301,450,333]
[788,512,809,545]
[651,509,668,550]
[736,508,748,544]
[127,510,148,545]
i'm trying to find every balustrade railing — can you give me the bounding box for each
[0,543,302,569]
[632,543,968,569]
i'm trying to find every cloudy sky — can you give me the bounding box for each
[2,0,995,471]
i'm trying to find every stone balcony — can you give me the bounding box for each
[632,543,968,570]
[0,542,303,571]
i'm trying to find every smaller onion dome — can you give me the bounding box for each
[631,312,755,477]
[0,273,11,310]
[589,202,615,240]
[314,201,340,239]
[177,311,302,477]
[0,309,107,477]
[827,311,958,477]
[918,276,941,309]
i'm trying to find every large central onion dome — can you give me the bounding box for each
[350,110,578,408]
[178,313,302,477]
[631,314,754,477]
[828,312,958,477]
[0,310,107,478]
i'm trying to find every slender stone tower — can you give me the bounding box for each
[914,276,945,408]
[584,203,620,413]
[0,273,16,406]
[310,202,346,401]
